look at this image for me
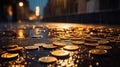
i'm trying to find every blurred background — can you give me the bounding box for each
[0,0,120,24]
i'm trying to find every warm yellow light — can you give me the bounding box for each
[8,6,13,16]
[9,65,25,67]
[19,2,24,7]
[17,29,25,38]
[35,6,40,16]
[46,23,83,29]
[35,28,40,35]
[29,17,33,20]
[29,14,37,20]
[58,25,70,29]
[32,25,36,29]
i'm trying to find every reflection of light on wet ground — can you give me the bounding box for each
[35,28,40,35]
[8,65,25,67]
[46,23,84,29]
[17,29,25,39]
[1,22,120,67]
[46,23,106,29]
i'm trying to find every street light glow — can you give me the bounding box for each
[35,6,40,16]
[19,2,24,7]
